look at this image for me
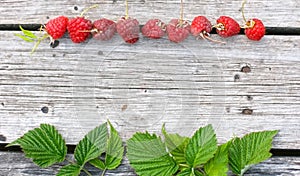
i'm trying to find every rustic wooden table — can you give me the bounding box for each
[0,0,299,175]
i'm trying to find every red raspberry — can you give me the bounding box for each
[191,16,212,37]
[67,17,92,43]
[215,16,240,38]
[116,17,140,44]
[166,19,190,43]
[92,18,116,41]
[45,16,69,40]
[244,18,265,41]
[142,19,166,39]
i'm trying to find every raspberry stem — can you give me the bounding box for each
[80,4,99,17]
[241,0,247,23]
[179,0,184,26]
[125,0,129,19]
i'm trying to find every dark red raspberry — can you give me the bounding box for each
[142,19,166,39]
[166,19,190,43]
[191,16,212,37]
[67,17,92,43]
[45,16,69,40]
[215,16,240,38]
[244,18,265,41]
[116,17,140,44]
[92,18,116,41]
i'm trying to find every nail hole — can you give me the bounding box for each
[46,16,50,19]
[247,96,253,101]
[98,51,104,55]
[241,65,251,73]
[242,109,253,115]
[74,6,78,11]
[122,105,128,111]
[1,102,4,106]
[52,54,56,57]
[0,134,7,142]
[269,67,272,71]
[41,106,49,114]
[226,107,230,113]
[234,74,240,82]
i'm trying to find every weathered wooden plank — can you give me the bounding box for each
[0,0,299,27]
[0,31,299,149]
[0,152,299,176]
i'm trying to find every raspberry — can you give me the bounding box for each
[142,19,166,39]
[166,19,190,43]
[191,16,212,37]
[116,17,140,44]
[215,16,240,38]
[244,18,265,41]
[45,16,69,40]
[67,17,92,43]
[92,18,116,41]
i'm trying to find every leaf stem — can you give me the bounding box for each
[31,33,49,54]
[241,0,247,22]
[101,168,107,176]
[83,168,93,176]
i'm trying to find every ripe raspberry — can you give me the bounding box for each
[92,18,116,41]
[142,19,166,39]
[244,18,265,41]
[116,17,140,44]
[45,16,69,40]
[191,16,212,37]
[166,19,190,43]
[67,17,92,43]
[215,16,240,38]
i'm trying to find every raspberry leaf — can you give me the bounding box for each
[19,25,38,39]
[229,130,279,176]
[74,123,108,166]
[185,124,218,168]
[204,141,231,176]
[15,33,35,42]
[127,132,179,176]
[56,164,81,176]
[7,124,67,168]
[104,121,124,169]
[162,124,190,164]
[89,158,106,170]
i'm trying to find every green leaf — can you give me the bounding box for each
[204,141,231,176]
[185,124,218,168]
[127,132,179,176]
[7,124,67,168]
[19,25,37,39]
[74,122,108,166]
[229,130,279,176]
[89,158,106,170]
[105,121,124,169]
[162,124,190,164]
[177,168,204,176]
[56,164,81,176]
[15,33,35,42]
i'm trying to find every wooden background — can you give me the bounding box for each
[0,0,299,175]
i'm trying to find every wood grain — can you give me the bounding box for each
[0,152,299,176]
[0,31,299,149]
[0,0,299,27]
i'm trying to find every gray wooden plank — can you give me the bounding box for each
[0,152,299,176]
[0,31,299,149]
[0,0,299,27]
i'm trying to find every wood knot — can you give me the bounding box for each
[241,65,251,73]
[242,109,253,115]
